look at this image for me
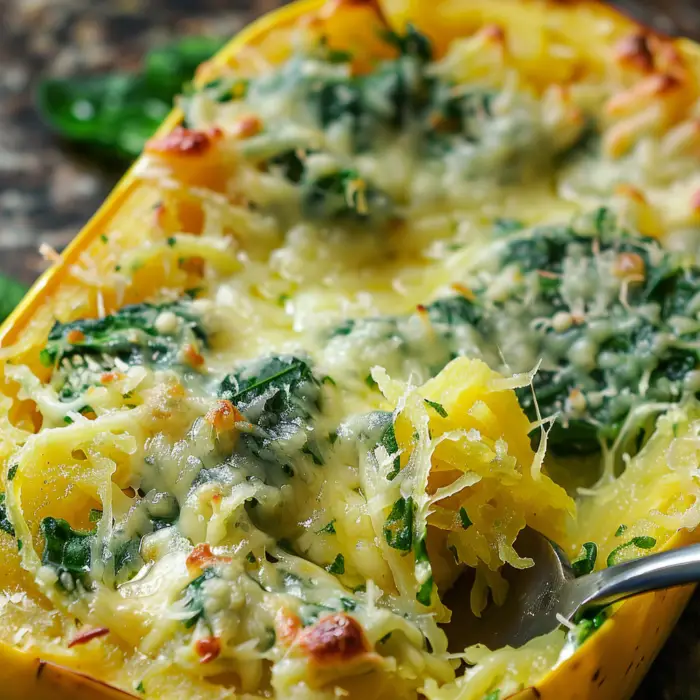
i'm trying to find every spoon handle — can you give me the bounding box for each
[569,542,700,615]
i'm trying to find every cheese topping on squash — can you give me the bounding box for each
[1,2,700,700]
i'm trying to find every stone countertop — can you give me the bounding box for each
[2,0,700,698]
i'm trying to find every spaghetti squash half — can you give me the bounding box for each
[1,1,700,699]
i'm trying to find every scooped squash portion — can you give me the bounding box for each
[2,1,700,700]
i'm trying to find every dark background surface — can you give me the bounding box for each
[2,0,700,697]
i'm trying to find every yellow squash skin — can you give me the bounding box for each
[1,1,699,698]
[0,639,134,700]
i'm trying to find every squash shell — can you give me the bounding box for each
[1,1,699,698]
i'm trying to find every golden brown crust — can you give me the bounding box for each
[186,544,233,573]
[205,400,245,433]
[275,608,303,647]
[295,614,368,665]
[145,127,223,157]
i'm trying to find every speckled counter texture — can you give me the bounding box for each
[3,0,700,698]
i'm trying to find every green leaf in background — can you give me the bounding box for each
[36,36,226,161]
[0,276,28,325]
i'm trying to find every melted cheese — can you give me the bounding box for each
[1,3,700,700]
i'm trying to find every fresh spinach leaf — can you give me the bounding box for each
[0,276,27,325]
[37,36,225,161]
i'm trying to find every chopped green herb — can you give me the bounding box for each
[63,415,74,425]
[89,509,103,523]
[318,520,336,535]
[167,236,177,247]
[17,539,22,552]
[100,234,109,243]
[424,399,448,417]
[383,497,414,552]
[321,375,336,386]
[365,374,378,390]
[340,596,356,612]
[380,420,401,480]
[448,544,459,563]
[606,536,657,567]
[39,348,54,368]
[416,576,433,606]
[182,568,218,629]
[0,494,15,537]
[565,606,609,651]
[571,542,597,577]
[7,465,18,481]
[615,524,627,537]
[458,507,472,530]
[246,552,256,564]
[135,681,145,694]
[327,553,345,575]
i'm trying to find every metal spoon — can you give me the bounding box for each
[443,528,700,650]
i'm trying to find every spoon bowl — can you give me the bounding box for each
[444,529,700,650]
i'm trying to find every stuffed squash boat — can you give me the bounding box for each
[2,0,700,698]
